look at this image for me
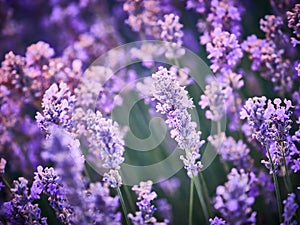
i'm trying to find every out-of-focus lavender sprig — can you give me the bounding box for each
[213,168,257,225]
[128,180,169,225]
[36,82,76,133]
[72,108,125,188]
[209,216,227,225]
[1,177,48,225]
[208,133,254,171]
[158,13,185,58]
[205,28,243,75]
[281,193,299,225]
[151,66,205,178]
[31,166,73,224]
[240,97,300,174]
[287,4,300,46]
[199,80,232,122]
[242,15,297,93]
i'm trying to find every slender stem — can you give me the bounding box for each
[117,187,131,225]
[193,176,210,225]
[123,185,135,212]
[199,172,213,217]
[266,145,282,223]
[280,142,293,193]
[189,179,194,225]
[1,175,11,189]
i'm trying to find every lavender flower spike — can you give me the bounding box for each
[151,67,205,178]
[214,168,257,225]
[36,82,76,132]
[73,109,125,188]
[281,193,299,225]
[209,217,227,225]
[128,180,169,225]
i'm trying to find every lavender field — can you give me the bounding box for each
[0,0,300,224]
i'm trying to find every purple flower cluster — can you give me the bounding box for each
[209,217,227,225]
[128,180,169,225]
[152,67,205,178]
[1,177,47,225]
[72,109,125,188]
[213,168,257,225]
[281,193,299,225]
[287,4,300,46]
[240,97,300,174]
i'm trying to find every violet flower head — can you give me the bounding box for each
[240,97,299,174]
[152,67,205,178]
[122,0,161,38]
[287,4,300,42]
[209,216,227,225]
[0,158,6,174]
[281,193,299,225]
[214,168,257,225]
[199,80,232,121]
[1,177,48,225]
[128,180,169,225]
[158,13,185,58]
[84,182,121,225]
[206,28,243,75]
[208,133,254,171]
[30,166,73,224]
[25,41,55,67]
[36,82,76,132]
[73,109,125,188]
[186,0,206,13]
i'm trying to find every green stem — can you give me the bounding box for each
[199,172,213,217]
[1,175,11,189]
[193,176,210,225]
[189,179,194,225]
[266,145,282,223]
[123,185,135,212]
[117,187,131,225]
[281,143,293,193]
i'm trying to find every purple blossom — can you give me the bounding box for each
[128,180,169,225]
[281,193,299,225]
[25,42,54,67]
[158,13,185,58]
[206,28,243,75]
[73,109,125,188]
[36,82,76,132]
[1,177,48,225]
[287,4,300,44]
[199,80,232,121]
[240,97,299,174]
[158,177,181,196]
[0,158,6,174]
[30,166,73,224]
[209,217,227,225]
[152,67,205,178]
[214,168,257,225]
[208,133,254,171]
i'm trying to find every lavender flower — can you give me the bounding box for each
[84,182,122,225]
[31,166,73,224]
[128,180,169,225]
[122,0,175,38]
[25,41,55,66]
[287,4,300,45]
[0,158,6,174]
[2,177,47,225]
[199,80,232,121]
[214,168,257,225]
[240,97,299,174]
[151,67,205,178]
[206,28,243,75]
[73,109,125,188]
[158,177,181,196]
[281,193,299,225]
[208,133,254,171]
[158,13,185,58]
[36,82,76,132]
[209,217,227,225]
